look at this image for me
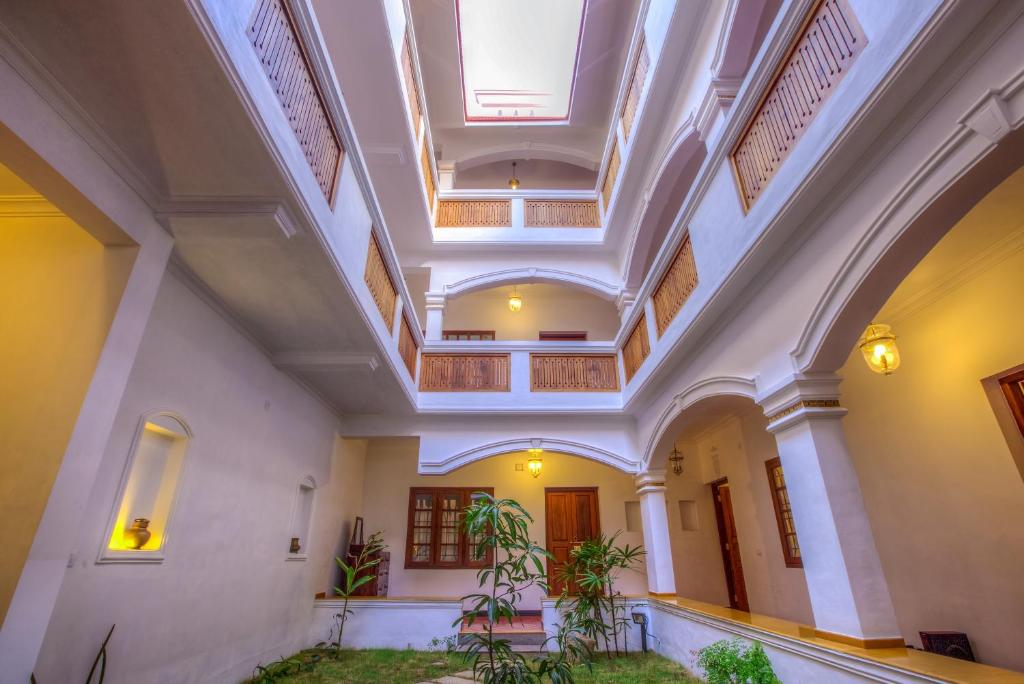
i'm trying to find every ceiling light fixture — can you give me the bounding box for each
[508,287,523,312]
[859,323,901,375]
[668,446,684,476]
[508,161,520,190]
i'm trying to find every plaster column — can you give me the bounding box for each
[758,374,902,646]
[437,160,456,191]
[635,470,676,596]
[424,291,445,341]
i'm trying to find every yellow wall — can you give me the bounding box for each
[360,439,647,609]
[0,211,136,623]
[841,246,1024,670]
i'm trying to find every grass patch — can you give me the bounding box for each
[251,649,699,683]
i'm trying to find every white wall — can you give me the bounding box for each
[841,247,1024,670]
[32,272,348,684]
[359,439,647,611]
[442,283,620,340]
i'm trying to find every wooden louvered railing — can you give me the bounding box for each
[421,139,435,209]
[601,141,621,212]
[621,36,650,141]
[436,200,512,227]
[622,315,650,383]
[653,234,699,336]
[364,233,397,328]
[731,0,866,209]
[524,200,600,227]
[401,33,422,137]
[398,315,418,378]
[248,0,342,204]
[530,354,619,392]
[420,354,511,392]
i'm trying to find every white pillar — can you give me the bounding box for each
[636,470,676,596]
[424,292,445,341]
[758,374,903,646]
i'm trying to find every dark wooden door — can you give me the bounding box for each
[545,488,600,596]
[711,480,749,612]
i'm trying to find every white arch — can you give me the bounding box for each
[456,143,598,173]
[640,375,758,471]
[444,267,621,302]
[418,437,638,475]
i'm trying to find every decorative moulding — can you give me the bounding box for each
[444,267,620,302]
[0,195,62,217]
[419,437,639,475]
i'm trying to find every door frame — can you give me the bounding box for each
[544,487,601,596]
[710,478,750,612]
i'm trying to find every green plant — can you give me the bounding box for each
[555,533,644,657]
[249,652,320,683]
[456,493,591,683]
[322,531,387,656]
[427,634,459,653]
[695,639,780,684]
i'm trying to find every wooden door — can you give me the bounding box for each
[545,488,600,596]
[711,480,749,612]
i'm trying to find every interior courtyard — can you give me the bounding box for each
[2,0,1024,682]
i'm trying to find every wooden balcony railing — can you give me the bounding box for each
[622,315,650,383]
[621,36,649,141]
[601,140,621,212]
[419,354,511,392]
[653,234,699,336]
[401,33,422,137]
[436,200,512,227]
[364,233,397,328]
[731,0,866,209]
[398,315,418,378]
[421,139,435,209]
[524,200,600,228]
[530,354,619,392]
[248,0,343,204]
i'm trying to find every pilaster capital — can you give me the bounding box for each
[756,373,847,433]
[616,288,638,316]
[424,291,446,311]
[635,469,667,496]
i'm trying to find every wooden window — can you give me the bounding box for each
[442,330,496,341]
[999,369,1024,438]
[539,331,588,341]
[765,458,801,568]
[405,488,494,569]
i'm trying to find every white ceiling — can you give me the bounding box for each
[411,0,642,188]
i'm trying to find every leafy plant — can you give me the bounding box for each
[696,639,779,684]
[427,634,459,654]
[321,531,387,656]
[248,652,320,683]
[455,493,592,683]
[555,533,644,657]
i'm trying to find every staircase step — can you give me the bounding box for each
[458,630,547,646]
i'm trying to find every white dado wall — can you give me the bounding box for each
[841,248,1024,671]
[359,439,647,610]
[31,272,351,684]
[666,412,813,626]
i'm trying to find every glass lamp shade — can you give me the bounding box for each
[859,323,901,375]
[508,293,523,312]
[508,177,520,190]
[527,458,542,478]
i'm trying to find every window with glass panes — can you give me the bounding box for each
[405,487,494,568]
[765,458,802,568]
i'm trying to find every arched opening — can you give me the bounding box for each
[442,282,619,341]
[624,128,707,289]
[649,394,813,624]
[822,160,1024,669]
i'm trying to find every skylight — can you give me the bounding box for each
[456,0,586,124]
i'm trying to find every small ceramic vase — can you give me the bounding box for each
[124,518,152,550]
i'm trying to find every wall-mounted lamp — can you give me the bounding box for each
[527,448,543,478]
[508,288,523,312]
[859,323,901,375]
[668,446,684,476]
[508,161,520,190]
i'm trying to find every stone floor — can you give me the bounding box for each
[417,670,479,684]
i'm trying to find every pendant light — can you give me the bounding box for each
[508,287,523,312]
[508,161,520,190]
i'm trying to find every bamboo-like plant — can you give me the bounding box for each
[455,493,591,684]
[325,531,386,656]
[555,532,644,657]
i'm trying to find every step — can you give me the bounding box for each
[458,630,547,647]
